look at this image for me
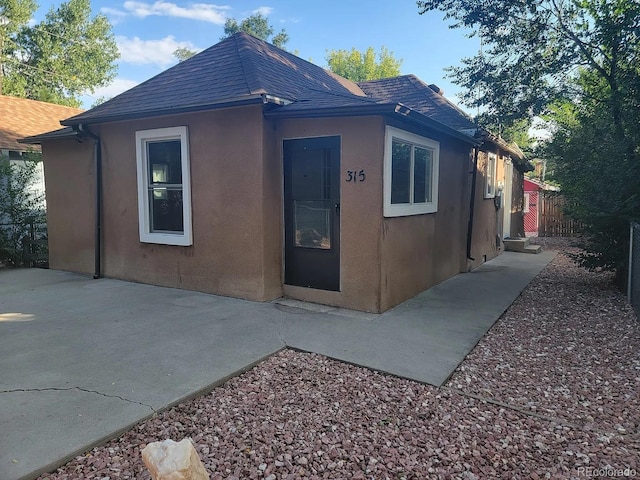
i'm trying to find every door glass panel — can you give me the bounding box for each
[391,140,411,204]
[294,200,331,249]
[291,150,329,200]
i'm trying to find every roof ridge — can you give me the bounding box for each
[232,32,364,98]
[406,75,475,123]
[358,74,414,87]
[302,87,381,104]
[232,33,255,94]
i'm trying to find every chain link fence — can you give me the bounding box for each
[629,222,640,319]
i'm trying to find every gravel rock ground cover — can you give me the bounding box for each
[39,243,640,480]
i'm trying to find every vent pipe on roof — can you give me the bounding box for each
[428,84,444,96]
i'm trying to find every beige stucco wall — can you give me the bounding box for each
[42,138,95,274]
[42,105,281,302]
[276,116,386,312]
[261,118,284,300]
[468,145,529,269]
[379,126,471,312]
[469,149,501,269]
[41,106,506,313]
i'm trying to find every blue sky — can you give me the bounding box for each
[35,1,480,110]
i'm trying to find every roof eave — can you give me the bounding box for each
[265,103,480,146]
[401,108,480,146]
[61,95,265,126]
[482,132,527,161]
[19,127,79,145]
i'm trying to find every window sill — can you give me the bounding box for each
[384,203,438,217]
[139,232,192,246]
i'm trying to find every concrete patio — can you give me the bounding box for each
[0,250,555,480]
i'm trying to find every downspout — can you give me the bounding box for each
[466,146,479,261]
[73,124,102,279]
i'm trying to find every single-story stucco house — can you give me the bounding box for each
[22,32,530,313]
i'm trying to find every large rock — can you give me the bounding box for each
[142,438,209,480]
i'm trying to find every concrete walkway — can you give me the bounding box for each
[0,251,555,480]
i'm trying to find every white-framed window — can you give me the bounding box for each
[135,126,193,246]
[523,192,530,213]
[484,152,497,198]
[384,126,439,217]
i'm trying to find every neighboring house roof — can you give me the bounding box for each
[60,33,479,145]
[0,95,83,152]
[525,177,560,191]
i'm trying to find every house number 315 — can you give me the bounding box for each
[346,170,366,182]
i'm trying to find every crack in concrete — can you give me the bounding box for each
[0,386,156,413]
[278,321,288,347]
[274,311,289,348]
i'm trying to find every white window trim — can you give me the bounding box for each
[135,126,193,246]
[484,152,497,199]
[523,192,530,213]
[384,126,439,217]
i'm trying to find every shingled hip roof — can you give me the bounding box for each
[60,32,478,145]
[63,33,368,125]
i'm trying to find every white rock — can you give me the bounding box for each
[142,438,209,480]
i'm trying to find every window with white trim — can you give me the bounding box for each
[135,126,193,246]
[523,192,530,213]
[484,152,497,198]
[384,126,439,217]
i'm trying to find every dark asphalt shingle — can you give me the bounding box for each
[64,33,367,125]
[358,75,478,131]
[62,33,476,139]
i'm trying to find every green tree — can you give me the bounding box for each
[0,153,47,267]
[173,46,196,62]
[543,68,640,285]
[418,0,640,286]
[221,13,289,49]
[0,0,37,93]
[1,0,118,107]
[325,46,402,82]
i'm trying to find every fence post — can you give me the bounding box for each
[22,236,30,268]
[630,222,640,319]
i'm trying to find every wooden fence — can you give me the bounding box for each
[22,236,48,267]
[630,222,640,319]
[538,191,584,237]
[0,222,48,267]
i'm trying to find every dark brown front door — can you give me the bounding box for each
[283,136,340,291]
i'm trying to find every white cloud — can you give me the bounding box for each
[280,17,300,24]
[104,1,230,24]
[100,7,127,17]
[252,6,273,16]
[84,78,140,102]
[116,35,200,67]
